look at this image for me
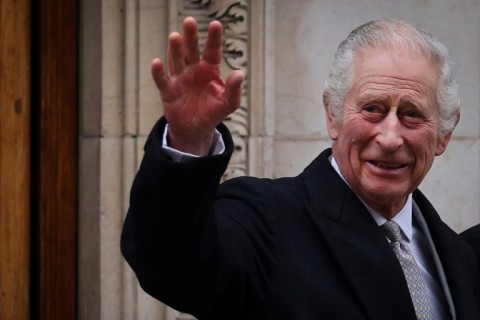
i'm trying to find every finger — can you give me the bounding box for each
[183,17,200,66]
[224,69,245,113]
[167,32,185,75]
[151,58,174,100]
[202,20,223,65]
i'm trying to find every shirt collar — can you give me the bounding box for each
[329,155,413,242]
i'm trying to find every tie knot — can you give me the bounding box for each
[381,220,402,243]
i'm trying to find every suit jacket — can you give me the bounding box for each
[461,224,480,269]
[121,118,480,320]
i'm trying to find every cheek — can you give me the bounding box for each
[407,132,439,173]
[410,128,438,152]
[341,119,374,145]
[337,124,370,166]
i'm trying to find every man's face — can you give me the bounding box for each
[326,48,451,217]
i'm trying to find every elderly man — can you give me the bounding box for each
[121,17,480,319]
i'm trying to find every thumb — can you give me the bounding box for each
[224,69,244,113]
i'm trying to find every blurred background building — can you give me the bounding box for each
[1,0,478,319]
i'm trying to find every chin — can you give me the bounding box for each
[362,185,409,206]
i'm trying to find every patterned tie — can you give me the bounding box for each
[381,221,433,320]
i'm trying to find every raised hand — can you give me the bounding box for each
[151,17,244,156]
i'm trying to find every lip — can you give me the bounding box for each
[365,160,410,176]
[367,160,407,170]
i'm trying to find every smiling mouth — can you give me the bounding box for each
[368,161,406,170]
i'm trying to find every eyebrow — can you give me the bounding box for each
[356,93,428,110]
[356,94,390,105]
[397,97,428,111]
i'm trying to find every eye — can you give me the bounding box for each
[404,110,420,118]
[360,104,386,122]
[362,104,383,113]
[399,108,426,124]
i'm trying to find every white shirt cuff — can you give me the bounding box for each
[162,123,225,161]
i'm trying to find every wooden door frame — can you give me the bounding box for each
[31,0,78,318]
[0,0,31,318]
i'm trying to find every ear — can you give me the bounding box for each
[435,131,452,156]
[323,91,339,140]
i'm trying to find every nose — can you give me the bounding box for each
[375,112,404,152]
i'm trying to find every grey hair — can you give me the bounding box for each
[324,18,460,137]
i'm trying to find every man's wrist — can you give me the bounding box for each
[162,123,225,161]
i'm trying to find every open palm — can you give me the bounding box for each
[151,17,244,156]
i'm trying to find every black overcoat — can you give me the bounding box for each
[121,118,480,319]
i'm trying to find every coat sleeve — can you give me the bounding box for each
[120,117,277,319]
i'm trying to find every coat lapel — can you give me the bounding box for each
[301,150,417,320]
[413,190,480,319]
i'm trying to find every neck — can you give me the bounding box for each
[362,198,406,220]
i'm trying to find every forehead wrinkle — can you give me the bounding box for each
[357,75,432,91]
[355,78,433,107]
